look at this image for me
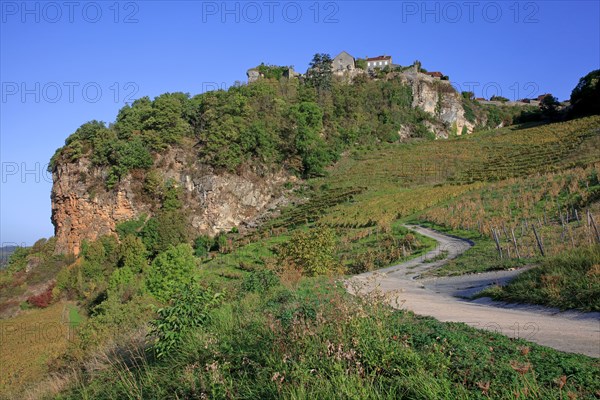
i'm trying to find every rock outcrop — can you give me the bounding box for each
[51,66,479,255]
[51,147,289,255]
[400,67,475,138]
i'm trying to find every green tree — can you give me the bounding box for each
[143,93,192,146]
[289,102,330,177]
[540,94,560,118]
[570,69,600,117]
[141,211,189,256]
[490,95,509,103]
[355,58,367,70]
[146,244,197,302]
[306,53,333,93]
[193,235,213,258]
[118,235,148,272]
[256,63,290,80]
[107,265,136,301]
[114,97,153,140]
[461,91,474,101]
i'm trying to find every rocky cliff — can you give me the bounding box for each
[400,69,475,138]
[51,146,289,255]
[50,69,479,255]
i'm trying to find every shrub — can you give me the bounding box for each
[276,227,340,276]
[146,244,197,302]
[193,235,213,258]
[242,269,280,293]
[118,235,148,272]
[107,266,136,301]
[116,214,147,239]
[148,283,222,359]
[27,282,56,308]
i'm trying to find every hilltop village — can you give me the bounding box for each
[247,51,554,105]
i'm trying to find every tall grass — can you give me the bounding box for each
[57,278,600,399]
[477,245,600,311]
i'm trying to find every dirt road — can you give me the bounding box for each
[347,225,600,358]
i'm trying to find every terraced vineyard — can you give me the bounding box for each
[324,116,600,188]
[453,117,600,182]
[304,116,600,230]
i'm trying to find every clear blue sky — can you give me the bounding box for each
[1,0,599,246]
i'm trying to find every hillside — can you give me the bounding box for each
[2,65,599,398]
[48,64,534,256]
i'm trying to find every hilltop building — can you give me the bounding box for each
[332,51,356,75]
[247,68,260,83]
[366,55,392,70]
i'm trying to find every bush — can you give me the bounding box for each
[146,244,197,302]
[276,227,340,276]
[148,283,222,359]
[27,282,56,308]
[116,214,147,239]
[193,235,213,258]
[242,269,280,293]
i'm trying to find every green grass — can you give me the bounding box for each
[414,222,536,277]
[475,245,600,312]
[58,279,600,399]
[68,304,82,325]
[10,117,600,398]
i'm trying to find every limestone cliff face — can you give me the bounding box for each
[400,69,475,138]
[51,147,289,255]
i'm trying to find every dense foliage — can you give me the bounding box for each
[275,226,339,276]
[49,56,458,185]
[149,283,222,359]
[146,244,197,302]
[570,69,600,117]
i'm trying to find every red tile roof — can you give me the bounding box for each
[426,71,443,78]
[366,55,392,61]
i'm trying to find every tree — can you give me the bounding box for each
[289,102,330,177]
[540,94,560,118]
[306,53,333,93]
[461,91,475,101]
[355,58,367,70]
[193,235,213,258]
[490,95,509,103]
[143,93,192,145]
[146,244,197,302]
[141,211,189,256]
[118,235,148,272]
[570,69,600,117]
[114,96,153,140]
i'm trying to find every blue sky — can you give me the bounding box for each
[1,0,599,245]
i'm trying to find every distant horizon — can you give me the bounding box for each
[1,1,599,245]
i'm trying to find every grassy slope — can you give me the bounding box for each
[56,117,600,399]
[60,280,600,399]
[7,117,600,398]
[477,245,600,312]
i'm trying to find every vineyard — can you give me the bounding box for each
[186,117,596,290]
[421,164,600,260]
[226,116,600,276]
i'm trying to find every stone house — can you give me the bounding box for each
[425,71,443,79]
[247,68,260,83]
[333,51,355,75]
[366,55,392,70]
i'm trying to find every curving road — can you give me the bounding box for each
[346,225,600,358]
